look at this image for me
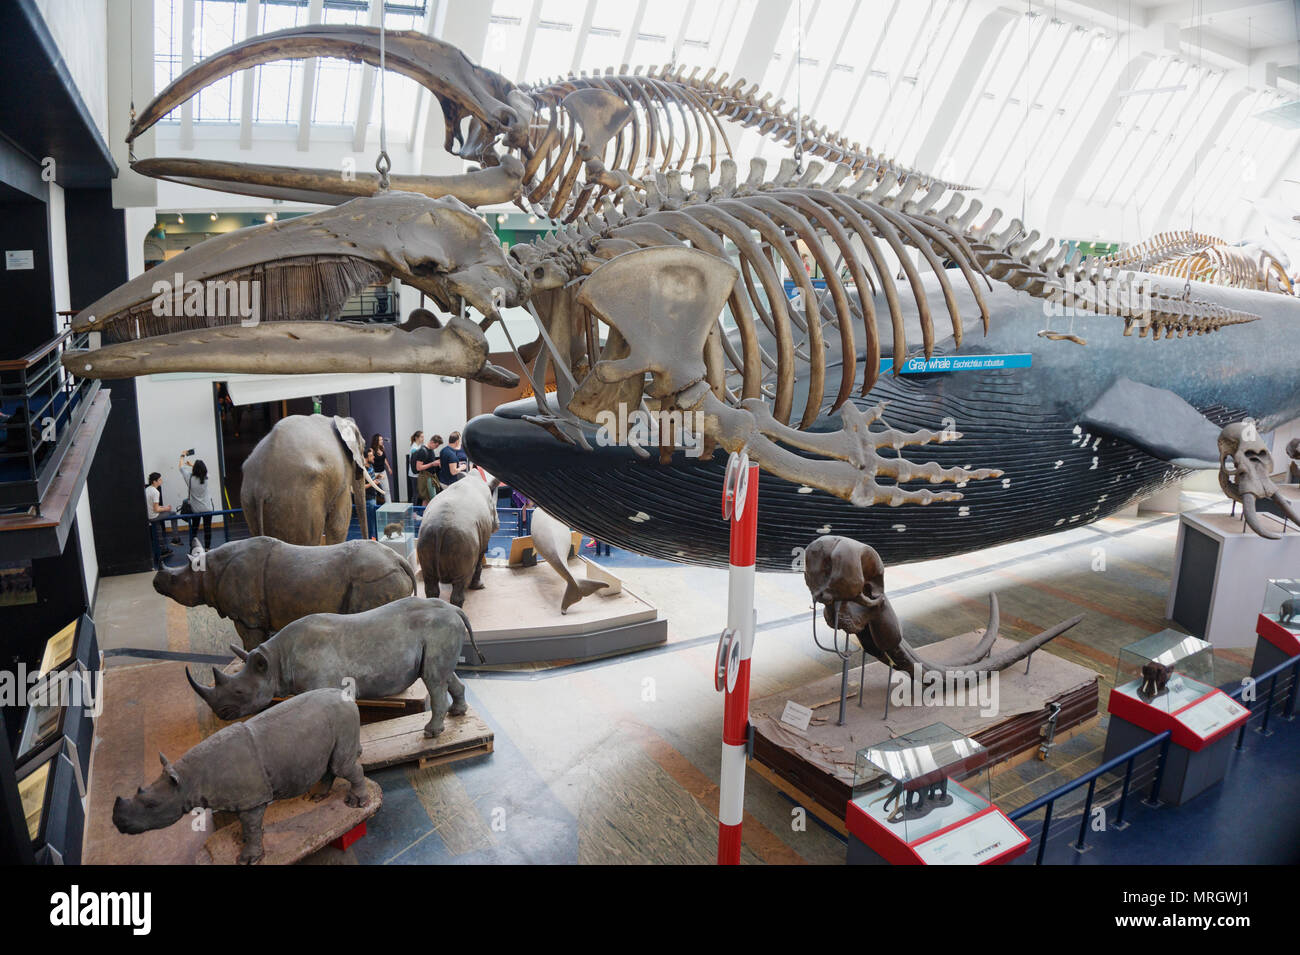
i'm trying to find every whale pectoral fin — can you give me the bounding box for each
[1079,377,1220,469]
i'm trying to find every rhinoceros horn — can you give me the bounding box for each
[185,667,217,707]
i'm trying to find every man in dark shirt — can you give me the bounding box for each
[414,433,442,504]
[439,431,468,485]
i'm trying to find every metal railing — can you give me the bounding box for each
[1008,653,1300,863]
[156,502,540,567]
[0,326,101,511]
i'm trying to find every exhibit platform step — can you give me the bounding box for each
[420,559,668,665]
[197,778,383,865]
[359,708,494,772]
[750,628,1101,823]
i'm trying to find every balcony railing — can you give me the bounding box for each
[0,325,101,512]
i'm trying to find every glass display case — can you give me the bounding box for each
[1261,579,1300,632]
[846,723,1026,864]
[1113,630,1215,714]
[15,615,98,785]
[375,501,417,556]
[1253,579,1300,675]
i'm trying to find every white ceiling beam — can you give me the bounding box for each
[622,0,649,67]
[839,0,901,134]
[181,0,196,150]
[419,1,495,175]
[1148,0,1291,25]
[516,0,542,80]
[296,0,326,152]
[670,0,696,62]
[809,0,860,116]
[351,0,388,153]
[731,0,793,85]
[407,0,442,151]
[237,0,260,149]
[570,0,597,75]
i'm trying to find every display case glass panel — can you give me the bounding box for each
[376,502,416,554]
[18,758,51,842]
[851,723,992,848]
[14,672,67,763]
[39,619,77,675]
[1114,629,1215,713]
[1261,579,1300,632]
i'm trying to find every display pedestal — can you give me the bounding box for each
[1251,613,1300,678]
[1167,511,1300,648]
[196,778,382,865]
[1103,683,1248,805]
[749,629,1099,823]
[845,788,1028,866]
[424,560,667,664]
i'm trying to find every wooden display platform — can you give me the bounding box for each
[197,778,383,865]
[359,708,494,772]
[420,558,667,664]
[751,630,1100,822]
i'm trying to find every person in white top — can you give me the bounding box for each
[179,452,216,552]
[145,471,173,569]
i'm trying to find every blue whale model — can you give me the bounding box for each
[465,275,1300,570]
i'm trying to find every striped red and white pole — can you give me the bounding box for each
[716,452,758,865]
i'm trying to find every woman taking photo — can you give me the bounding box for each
[179,452,215,552]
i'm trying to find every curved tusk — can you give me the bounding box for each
[1269,491,1300,529]
[1242,492,1281,540]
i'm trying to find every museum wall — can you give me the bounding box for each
[75,487,98,609]
[135,376,222,514]
[33,0,108,145]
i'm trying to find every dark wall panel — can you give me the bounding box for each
[0,199,55,355]
[64,188,149,575]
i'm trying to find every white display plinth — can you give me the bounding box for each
[1167,510,1300,648]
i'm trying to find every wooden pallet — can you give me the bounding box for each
[359,707,494,772]
[196,778,382,865]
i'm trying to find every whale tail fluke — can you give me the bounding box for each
[561,578,608,613]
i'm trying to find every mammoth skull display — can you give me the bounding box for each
[1138,660,1175,700]
[1217,419,1300,539]
[802,535,1084,679]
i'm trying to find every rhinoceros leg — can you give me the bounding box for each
[468,548,487,590]
[447,672,468,717]
[307,771,335,802]
[337,758,368,810]
[237,805,267,865]
[423,663,451,738]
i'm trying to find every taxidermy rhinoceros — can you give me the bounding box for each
[187,596,484,738]
[111,688,369,865]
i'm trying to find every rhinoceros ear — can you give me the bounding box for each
[249,648,270,672]
[159,751,181,786]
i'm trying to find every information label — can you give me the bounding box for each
[1177,692,1248,741]
[5,250,34,270]
[779,700,813,731]
[879,353,1033,375]
[913,810,1026,865]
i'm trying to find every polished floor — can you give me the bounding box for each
[92,491,1296,864]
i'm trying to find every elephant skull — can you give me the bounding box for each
[1218,419,1300,538]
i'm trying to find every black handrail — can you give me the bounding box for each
[1008,653,1299,863]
